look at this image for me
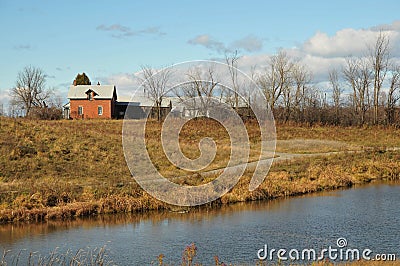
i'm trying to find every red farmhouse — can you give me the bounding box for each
[67,83,117,119]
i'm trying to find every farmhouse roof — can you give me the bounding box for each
[67,85,116,99]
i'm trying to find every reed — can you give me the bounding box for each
[0,246,111,266]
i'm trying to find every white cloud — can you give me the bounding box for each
[0,88,10,100]
[98,73,141,97]
[97,24,131,33]
[223,51,344,84]
[370,20,400,31]
[13,44,32,50]
[100,21,400,99]
[303,29,378,57]
[303,21,400,58]
[188,34,264,54]
[96,24,165,39]
[0,88,11,115]
[188,34,227,54]
[299,54,346,82]
[56,66,71,72]
[229,21,400,84]
[140,26,166,36]
[231,35,263,52]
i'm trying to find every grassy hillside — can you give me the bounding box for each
[0,117,399,223]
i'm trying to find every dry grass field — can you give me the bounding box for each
[0,117,399,223]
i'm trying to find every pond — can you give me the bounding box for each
[0,181,399,264]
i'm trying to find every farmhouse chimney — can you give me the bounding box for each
[73,79,77,86]
[97,81,100,85]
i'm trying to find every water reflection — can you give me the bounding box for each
[0,198,295,245]
[0,181,399,265]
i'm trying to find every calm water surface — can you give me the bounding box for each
[0,181,399,265]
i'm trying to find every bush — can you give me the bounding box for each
[28,107,62,120]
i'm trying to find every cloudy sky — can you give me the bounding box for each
[1,0,400,105]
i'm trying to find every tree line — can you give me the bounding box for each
[7,32,399,126]
[247,31,398,126]
[258,32,399,126]
[141,31,399,126]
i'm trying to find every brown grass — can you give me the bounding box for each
[0,117,399,223]
[275,123,400,148]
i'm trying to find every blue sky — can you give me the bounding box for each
[1,0,400,105]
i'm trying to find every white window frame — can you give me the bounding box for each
[78,106,83,115]
[98,105,103,116]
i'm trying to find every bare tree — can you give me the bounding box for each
[386,65,400,124]
[329,68,342,125]
[292,63,311,122]
[256,50,293,110]
[9,98,22,117]
[281,78,293,122]
[303,86,322,125]
[0,100,3,116]
[369,31,390,124]
[176,66,220,117]
[343,58,358,117]
[10,65,52,117]
[343,58,372,125]
[225,50,240,108]
[50,92,65,110]
[140,65,172,121]
[243,65,258,107]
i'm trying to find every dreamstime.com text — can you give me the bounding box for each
[257,238,396,262]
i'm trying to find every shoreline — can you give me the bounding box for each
[6,178,400,224]
[1,152,399,224]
